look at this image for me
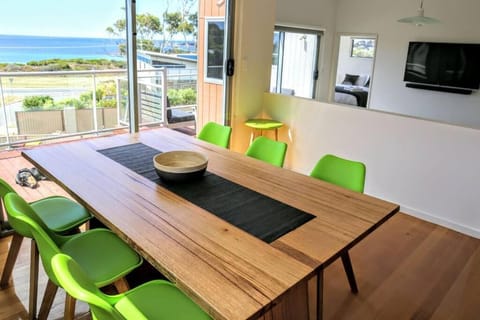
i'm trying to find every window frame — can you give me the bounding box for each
[204,17,225,84]
[350,38,376,58]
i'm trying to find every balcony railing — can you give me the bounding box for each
[0,67,197,150]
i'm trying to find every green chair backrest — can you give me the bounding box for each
[0,178,16,199]
[0,178,16,219]
[310,154,366,193]
[245,136,288,167]
[197,122,232,148]
[51,253,124,320]
[4,193,67,285]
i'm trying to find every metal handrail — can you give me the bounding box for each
[0,67,197,78]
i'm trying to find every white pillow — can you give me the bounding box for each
[355,74,370,87]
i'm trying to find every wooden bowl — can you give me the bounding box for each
[153,151,208,182]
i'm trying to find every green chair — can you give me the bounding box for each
[3,192,143,320]
[310,154,366,193]
[52,253,212,320]
[310,154,366,294]
[0,178,92,319]
[0,178,92,234]
[197,121,232,148]
[245,136,288,167]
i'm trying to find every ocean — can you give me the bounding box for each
[0,34,124,64]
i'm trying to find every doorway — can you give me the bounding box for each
[332,34,377,108]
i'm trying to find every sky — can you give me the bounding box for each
[0,0,187,38]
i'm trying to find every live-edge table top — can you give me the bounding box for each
[22,128,399,320]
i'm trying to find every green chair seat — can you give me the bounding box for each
[30,196,91,233]
[52,253,212,320]
[115,280,211,319]
[4,192,143,319]
[244,118,283,130]
[244,118,283,142]
[245,136,288,167]
[61,229,141,287]
[0,178,91,233]
[197,122,232,148]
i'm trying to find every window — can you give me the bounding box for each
[351,38,376,58]
[270,26,322,99]
[205,19,225,83]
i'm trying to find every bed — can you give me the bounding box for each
[334,74,370,107]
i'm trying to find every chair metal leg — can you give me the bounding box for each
[341,251,358,294]
[0,232,23,288]
[29,240,39,320]
[38,279,58,320]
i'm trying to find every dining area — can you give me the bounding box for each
[0,125,403,320]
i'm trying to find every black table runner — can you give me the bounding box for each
[98,143,314,243]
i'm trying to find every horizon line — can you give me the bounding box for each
[0,33,120,40]
[0,33,194,42]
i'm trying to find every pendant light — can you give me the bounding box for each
[398,0,440,26]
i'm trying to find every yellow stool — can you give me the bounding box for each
[245,118,284,143]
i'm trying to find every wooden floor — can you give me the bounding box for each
[0,149,479,319]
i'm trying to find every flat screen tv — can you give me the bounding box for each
[403,41,480,91]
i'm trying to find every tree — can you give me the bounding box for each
[106,13,163,53]
[106,2,198,54]
[106,18,128,54]
[177,0,198,50]
[105,19,126,37]
[179,13,196,48]
[163,12,182,51]
[136,13,162,51]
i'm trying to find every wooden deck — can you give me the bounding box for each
[0,146,479,319]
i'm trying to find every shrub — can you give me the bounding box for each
[98,99,117,108]
[167,89,182,106]
[20,79,120,111]
[179,88,196,105]
[56,97,89,109]
[167,88,197,106]
[22,95,54,110]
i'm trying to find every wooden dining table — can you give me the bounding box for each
[22,128,399,320]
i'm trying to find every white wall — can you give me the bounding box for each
[264,93,480,238]
[335,0,480,129]
[336,35,374,84]
[230,0,480,238]
[230,0,277,152]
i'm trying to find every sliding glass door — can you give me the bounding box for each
[271,26,322,99]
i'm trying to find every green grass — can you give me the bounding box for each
[1,74,124,89]
[2,96,22,105]
[0,58,127,89]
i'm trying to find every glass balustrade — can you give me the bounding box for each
[0,68,197,150]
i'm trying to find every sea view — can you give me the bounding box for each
[0,34,124,64]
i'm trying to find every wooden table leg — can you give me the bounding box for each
[316,267,324,320]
